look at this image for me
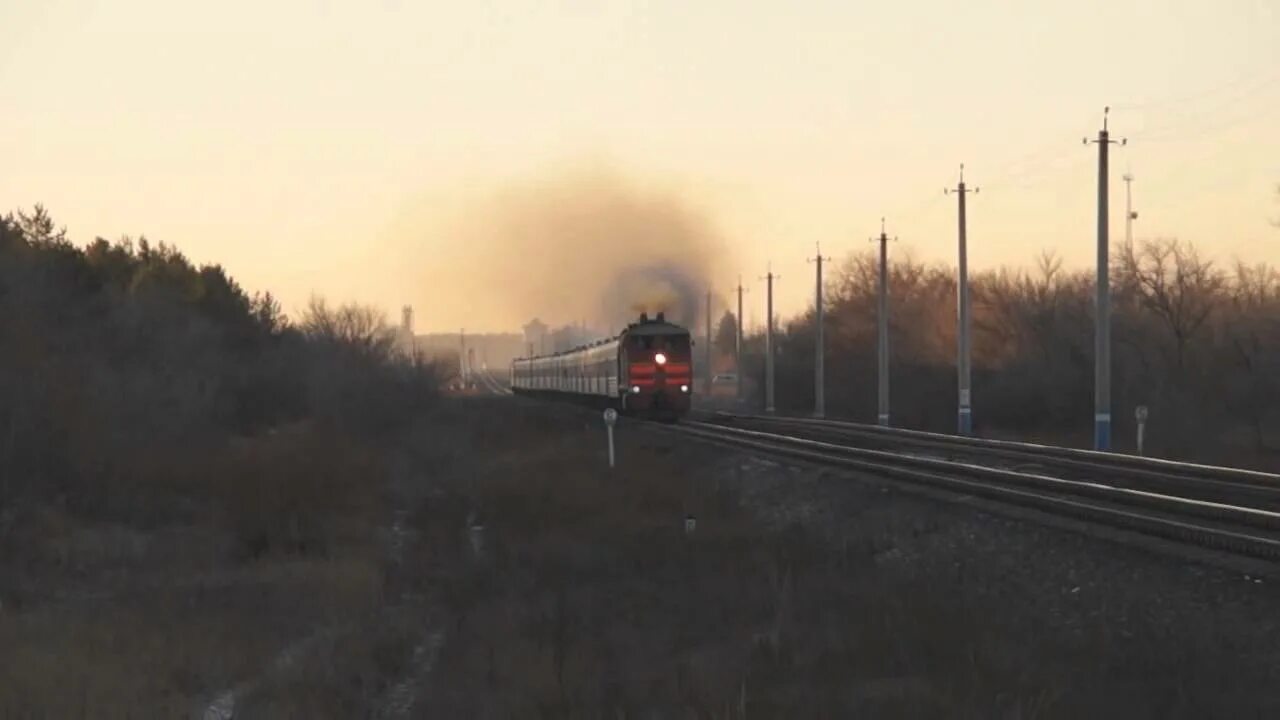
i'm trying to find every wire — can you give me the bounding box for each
[853,68,1280,237]
[987,147,1092,192]
[1128,95,1280,146]
[888,189,947,222]
[1111,68,1280,113]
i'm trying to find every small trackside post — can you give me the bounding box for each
[603,408,618,469]
[1135,405,1148,457]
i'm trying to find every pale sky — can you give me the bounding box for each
[3,0,1278,332]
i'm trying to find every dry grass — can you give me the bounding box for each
[0,556,384,718]
[406,398,1275,718]
[237,613,428,719]
[214,421,384,562]
[3,396,1273,717]
[0,418,400,718]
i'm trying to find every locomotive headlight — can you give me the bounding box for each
[654,352,667,365]
[680,384,689,393]
[630,385,640,394]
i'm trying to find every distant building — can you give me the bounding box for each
[523,318,548,356]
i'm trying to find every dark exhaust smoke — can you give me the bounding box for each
[422,164,731,332]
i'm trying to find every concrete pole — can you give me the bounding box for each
[764,267,777,414]
[705,289,713,390]
[876,221,890,427]
[460,328,467,387]
[815,253,824,418]
[736,277,745,402]
[1097,133,1111,451]
[1086,107,1124,451]
[947,166,978,435]
[809,244,830,418]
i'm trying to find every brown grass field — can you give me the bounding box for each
[3,395,1279,718]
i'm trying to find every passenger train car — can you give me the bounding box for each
[510,312,693,420]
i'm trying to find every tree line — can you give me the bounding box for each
[0,205,442,516]
[733,235,1280,470]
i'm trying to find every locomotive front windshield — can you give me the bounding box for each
[631,333,691,359]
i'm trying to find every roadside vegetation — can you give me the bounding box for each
[737,236,1280,469]
[0,205,442,716]
[412,398,1275,717]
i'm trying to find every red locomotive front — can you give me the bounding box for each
[620,313,692,419]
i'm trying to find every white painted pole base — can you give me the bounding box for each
[1135,406,1149,457]
[603,408,618,469]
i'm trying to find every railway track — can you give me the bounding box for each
[666,413,1280,562]
[702,412,1280,509]
[475,368,513,396]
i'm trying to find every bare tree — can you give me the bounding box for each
[1115,238,1225,371]
[750,234,1277,465]
[1222,261,1280,451]
[300,296,395,362]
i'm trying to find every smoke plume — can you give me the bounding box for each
[423,164,731,333]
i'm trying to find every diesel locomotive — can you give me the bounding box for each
[510,312,692,420]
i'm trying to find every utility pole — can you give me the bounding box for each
[735,276,747,403]
[872,219,894,427]
[808,243,832,418]
[946,164,979,435]
[705,289,713,391]
[460,328,467,387]
[760,265,780,413]
[1084,106,1125,451]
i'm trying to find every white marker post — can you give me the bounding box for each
[603,408,618,468]
[1135,405,1149,457]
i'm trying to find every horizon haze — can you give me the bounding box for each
[3,0,1278,332]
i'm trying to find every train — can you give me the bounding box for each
[510,312,693,421]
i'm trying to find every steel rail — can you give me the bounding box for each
[706,412,1280,508]
[669,420,1280,561]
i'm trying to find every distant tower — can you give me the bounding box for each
[523,318,548,357]
[401,305,415,356]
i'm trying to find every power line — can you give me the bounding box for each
[1111,68,1280,114]
[867,72,1278,243]
[1127,92,1280,145]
